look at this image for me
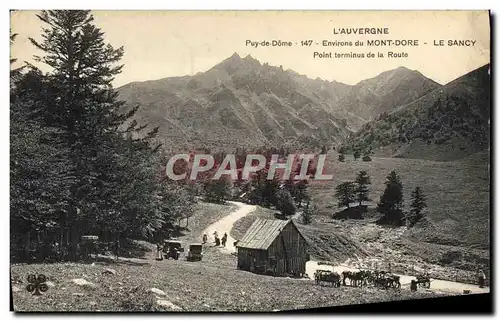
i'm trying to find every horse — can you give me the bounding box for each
[342,271,365,287]
[385,274,401,288]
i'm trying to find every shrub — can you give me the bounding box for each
[440,250,463,265]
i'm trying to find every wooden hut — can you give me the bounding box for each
[236,218,310,277]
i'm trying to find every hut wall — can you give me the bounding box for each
[237,248,268,272]
[236,221,309,276]
[267,222,308,276]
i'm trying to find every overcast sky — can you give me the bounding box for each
[11,10,490,87]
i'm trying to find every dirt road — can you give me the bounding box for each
[202,201,256,254]
[305,261,490,295]
[206,202,489,295]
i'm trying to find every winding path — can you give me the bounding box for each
[202,201,256,254]
[205,201,490,295]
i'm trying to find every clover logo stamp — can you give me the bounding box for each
[26,274,48,295]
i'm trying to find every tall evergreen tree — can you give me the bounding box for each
[355,170,371,208]
[334,181,356,209]
[301,199,316,225]
[10,41,73,261]
[408,186,427,227]
[204,177,231,204]
[376,170,405,226]
[276,187,297,216]
[27,10,160,259]
[294,180,309,208]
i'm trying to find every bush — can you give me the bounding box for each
[362,155,372,162]
[440,250,463,265]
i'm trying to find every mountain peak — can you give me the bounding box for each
[243,54,258,62]
[213,52,262,74]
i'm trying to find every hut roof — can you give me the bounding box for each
[237,218,293,250]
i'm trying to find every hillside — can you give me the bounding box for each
[309,150,490,250]
[117,54,442,151]
[344,64,490,161]
[338,67,442,122]
[118,53,354,151]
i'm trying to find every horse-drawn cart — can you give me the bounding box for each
[314,270,341,287]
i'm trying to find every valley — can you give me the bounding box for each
[116,54,490,292]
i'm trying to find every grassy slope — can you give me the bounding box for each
[229,151,489,282]
[178,202,238,242]
[230,206,276,241]
[311,151,490,250]
[11,260,442,312]
[11,201,443,312]
[345,64,490,162]
[230,206,368,263]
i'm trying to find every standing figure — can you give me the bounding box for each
[156,243,164,261]
[478,269,486,288]
[114,239,120,260]
[215,236,221,246]
[410,279,417,292]
[202,233,208,244]
[213,231,218,243]
[221,232,228,247]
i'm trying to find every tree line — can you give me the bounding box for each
[10,11,196,262]
[334,170,427,227]
[196,147,319,225]
[337,145,372,162]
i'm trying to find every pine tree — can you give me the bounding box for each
[295,180,309,208]
[10,30,75,261]
[408,187,427,227]
[301,199,316,225]
[284,178,297,202]
[335,181,356,209]
[276,187,297,216]
[376,170,405,226]
[204,178,231,204]
[11,71,74,261]
[27,10,160,259]
[355,170,371,209]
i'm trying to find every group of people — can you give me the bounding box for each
[202,231,228,247]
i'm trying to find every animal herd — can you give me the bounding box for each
[314,269,402,289]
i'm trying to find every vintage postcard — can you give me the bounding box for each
[10,10,491,312]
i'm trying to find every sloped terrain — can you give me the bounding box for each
[345,64,490,161]
[338,67,442,122]
[314,151,489,247]
[118,53,353,150]
[118,54,443,151]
